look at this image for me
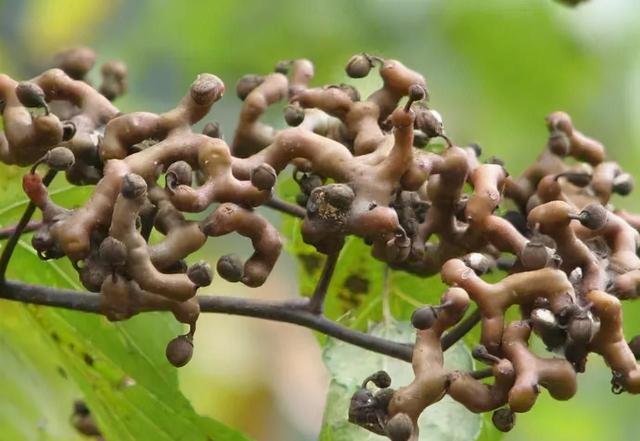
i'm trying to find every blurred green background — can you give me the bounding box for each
[2,0,640,440]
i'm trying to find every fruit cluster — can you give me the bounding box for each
[2,48,640,440]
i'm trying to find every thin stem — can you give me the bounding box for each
[0,221,42,240]
[0,170,56,281]
[264,196,306,218]
[307,250,340,314]
[441,308,481,350]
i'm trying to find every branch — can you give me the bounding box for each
[264,196,306,218]
[0,279,414,362]
[307,250,340,314]
[0,279,495,382]
[0,221,42,240]
[441,308,481,350]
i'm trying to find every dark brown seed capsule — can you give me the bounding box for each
[32,229,54,256]
[345,54,373,78]
[568,315,595,345]
[99,60,128,101]
[492,408,515,432]
[369,370,392,388]
[62,121,77,141]
[166,161,193,187]
[99,237,127,267]
[251,163,277,190]
[236,74,264,100]
[121,173,147,199]
[519,241,551,270]
[79,263,110,293]
[386,413,413,441]
[165,335,194,367]
[414,105,443,137]
[613,173,634,196]
[187,261,213,287]
[100,82,119,101]
[45,146,75,171]
[323,183,355,210]
[411,306,437,330]
[16,82,47,109]
[578,203,608,230]
[55,47,96,79]
[284,104,305,127]
[408,84,426,102]
[217,254,244,283]
[190,73,224,105]
[202,121,222,139]
[548,130,570,156]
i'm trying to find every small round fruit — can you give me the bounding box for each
[411,306,437,330]
[166,161,193,187]
[492,408,515,432]
[369,370,391,388]
[613,173,634,196]
[45,146,75,171]
[251,163,277,190]
[99,237,127,267]
[323,184,355,210]
[187,261,213,287]
[345,54,372,78]
[16,82,47,108]
[202,121,222,139]
[408,84,426,102]
[217,254,244,282]
[519,241,551,270]
[548,130,570,156]
[284,104,305,126]
[120,173,147,199]
[578,203,608,230]
[165,335,194,367]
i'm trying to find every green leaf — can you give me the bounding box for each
[0,301,85,441]
[319,321,482,441]
[0,163,251,441]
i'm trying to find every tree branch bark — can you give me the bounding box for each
[0,279,414,362]
[0,221,42,240]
